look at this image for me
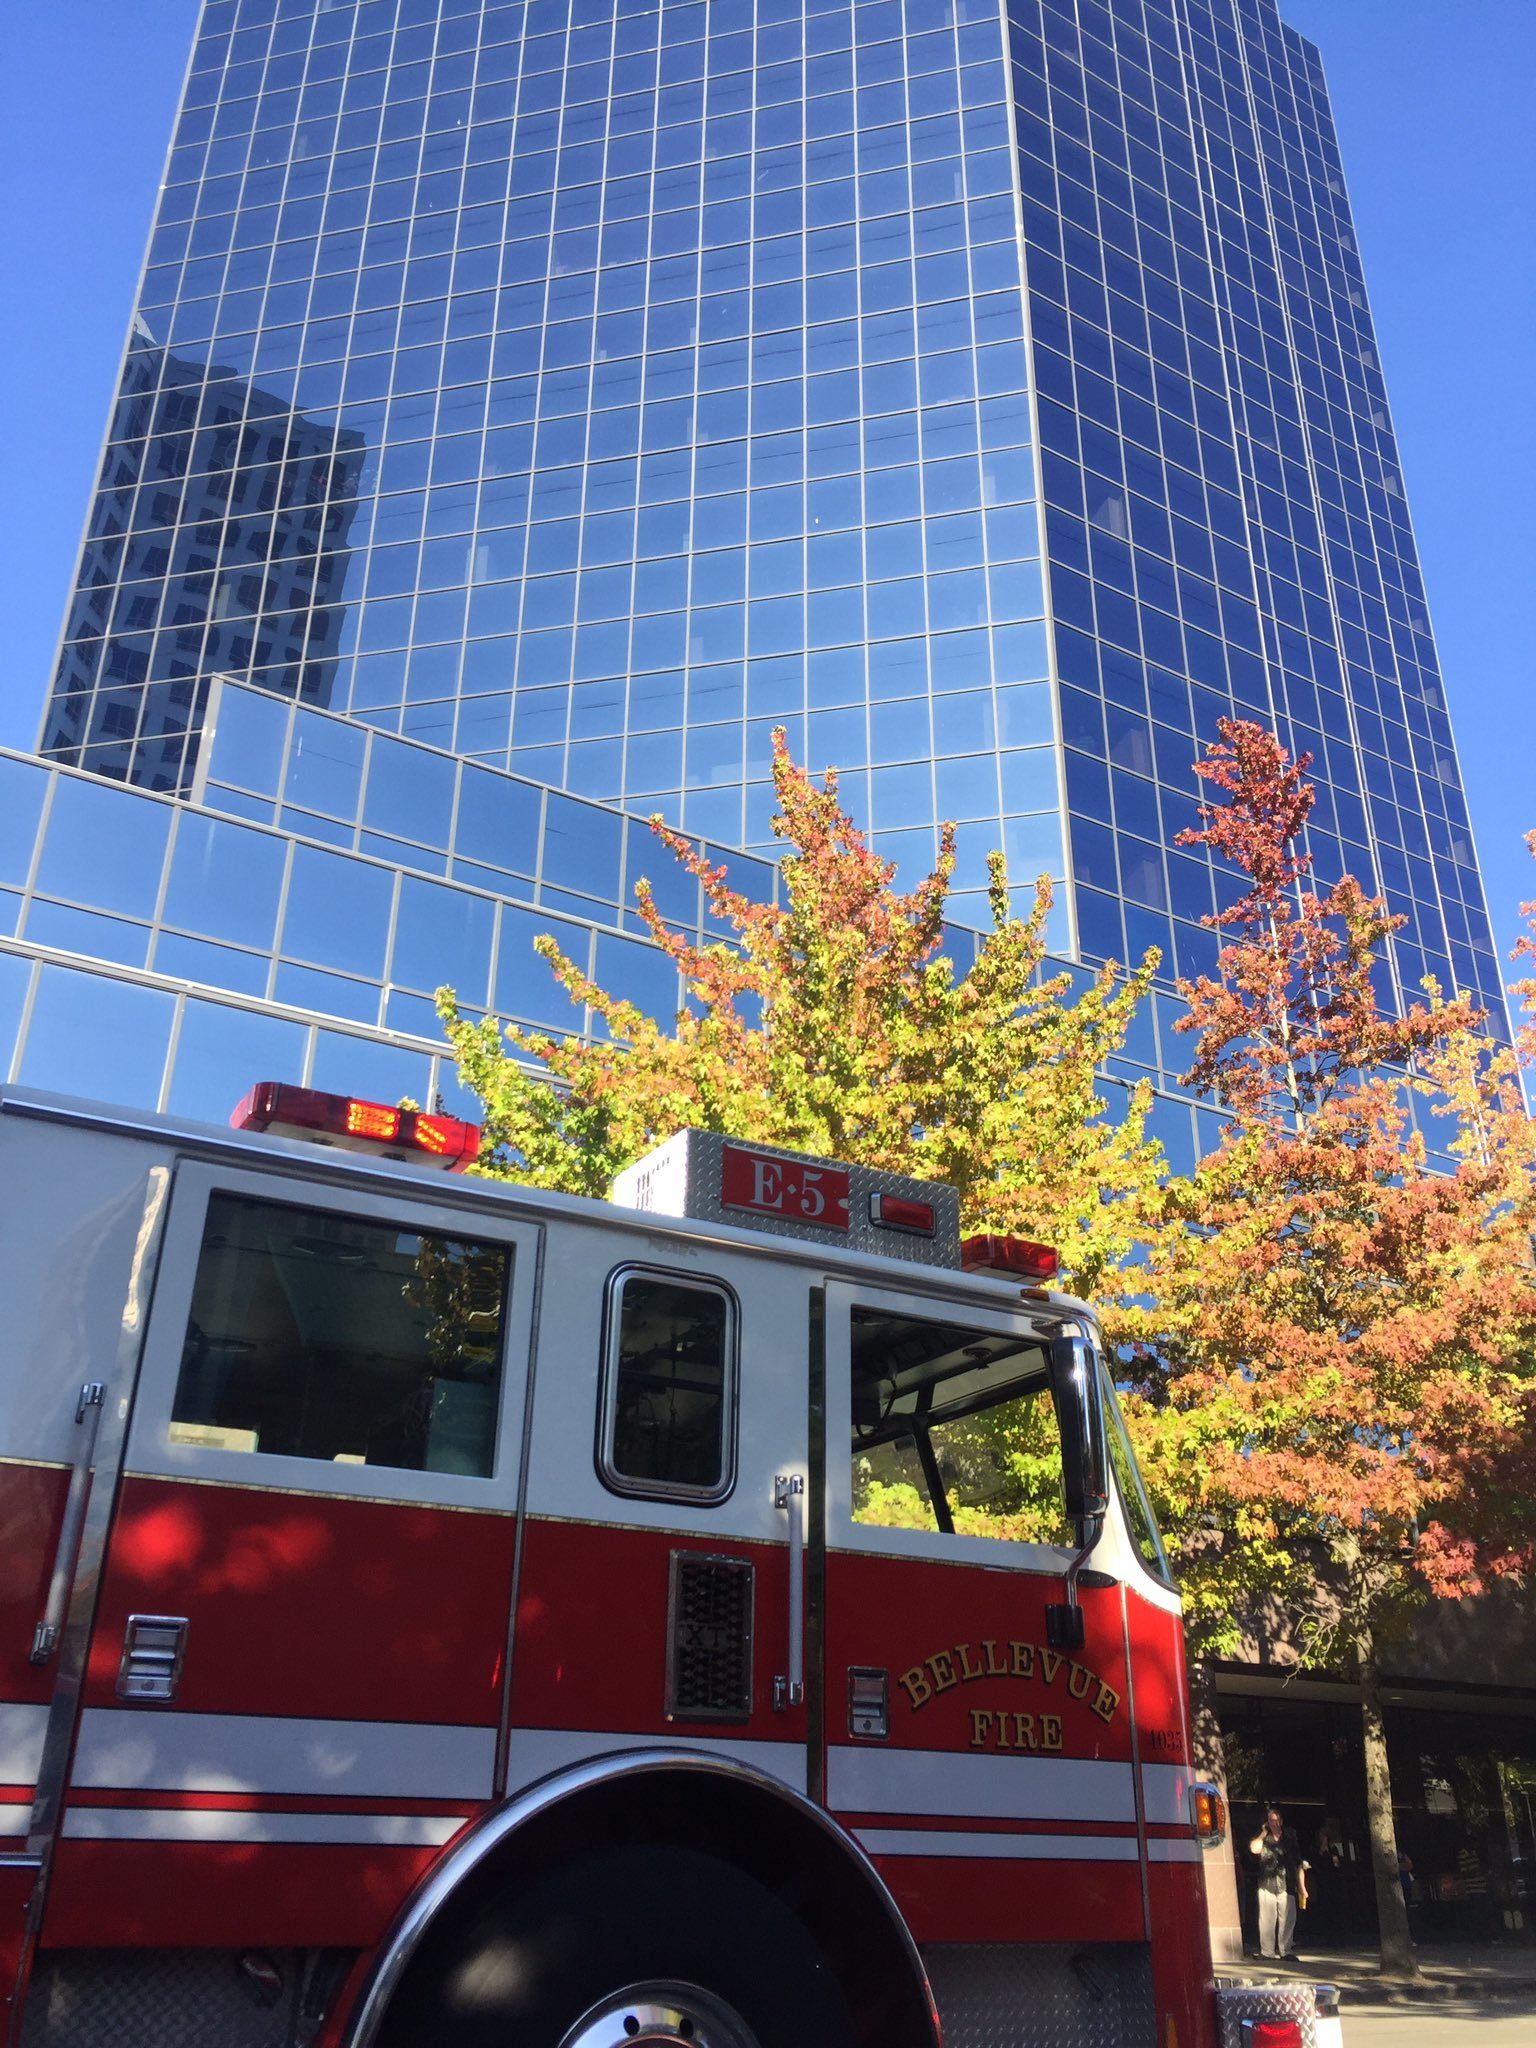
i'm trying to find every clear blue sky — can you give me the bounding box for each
[2,1,1531,974]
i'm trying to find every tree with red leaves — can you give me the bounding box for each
[1119,721,1536,1977]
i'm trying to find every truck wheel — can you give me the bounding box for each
[557,1979,759,2047]
[379,1843,855,2047]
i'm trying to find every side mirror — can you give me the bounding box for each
[1047,1333,1111,1526]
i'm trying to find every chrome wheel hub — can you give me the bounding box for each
[557,1980,760,2048]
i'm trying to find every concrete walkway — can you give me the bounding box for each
[1221,1941,1536,2010]
[1343,2012,1535,2046]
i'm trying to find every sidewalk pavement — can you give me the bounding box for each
[1221,1940,1536,2009]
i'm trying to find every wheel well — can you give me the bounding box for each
[345,1751,938,2048]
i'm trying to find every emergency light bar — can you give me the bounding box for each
[959,1234,1060,1282]
[231,1083,480,1171]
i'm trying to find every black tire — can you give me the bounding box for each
[378,1843,856,2048]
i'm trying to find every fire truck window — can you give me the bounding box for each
[1104,1378,1173,1580]
[603,1271,734,1500]
[169,1192,510,1477]
[850,1307,1073,1547]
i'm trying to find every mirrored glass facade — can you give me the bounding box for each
[10,0,1502,1154]
[1010,0,1500,1015]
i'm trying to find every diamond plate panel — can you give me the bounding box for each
[612,1129,964,1268]
[20,1949,300,2048]
[923,1942,1156,2048]
[1216,1981,1319,2047]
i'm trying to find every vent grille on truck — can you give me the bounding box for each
[666,1552,754,1721]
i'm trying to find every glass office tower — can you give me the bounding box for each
[4,0,1504,1156]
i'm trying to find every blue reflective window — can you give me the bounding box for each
[870,697,931,762]
[997,684,1054,747]
[24,901,150,968]
[20,966,173,1111]
[153,932,270,999]
[1000,750,1058,815]
[871,761,932,823]
[494,903,587,1031]
[280,843,394,978]
[0,952,32,1079]
[163,812,287,951]
[391,876,493,1003]
[594,932,681,1027]
[934,755,1000,823]
[168,998,308,1124]
[363,733,456,847]
[273,963,381,1028]
[0,758,47,886]
[309,1029,431,1107]
[35,778,171,921]
[454,765,542,876]
[1005,811,1066,881]
[284,709,366,819]
[543,791,622,902]
[202,685,291,795]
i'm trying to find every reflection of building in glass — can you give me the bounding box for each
[41,318,363,792]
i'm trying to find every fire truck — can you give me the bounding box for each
[0,1083,1324,2048]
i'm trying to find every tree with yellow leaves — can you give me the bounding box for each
[437,728,1163,1299]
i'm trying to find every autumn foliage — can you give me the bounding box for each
[1117,721,1536,1632]
[1117,720,1536,1972]
[439,728,1163,1297]
[1169,717,1484,1117]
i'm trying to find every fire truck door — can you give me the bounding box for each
[34,1158,540,1953]
[818,1279,1144,1948]
[503,1241,811,1794]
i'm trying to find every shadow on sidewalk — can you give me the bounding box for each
[1225,1941,1536,2010]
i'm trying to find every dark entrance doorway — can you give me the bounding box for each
[1217,1684,1536,1953]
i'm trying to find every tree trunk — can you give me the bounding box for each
[1356,1627,1420,1979]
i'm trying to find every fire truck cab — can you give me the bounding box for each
[0,1085,1240,2048]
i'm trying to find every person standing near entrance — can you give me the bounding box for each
[1249,1806,1308,1957]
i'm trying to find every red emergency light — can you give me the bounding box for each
[231,1083,480,1171]
[959,1234,1060,1283]
[869,1191,938,1237]
[1242,2026,1303,2048]
[962,1228,1056,1277]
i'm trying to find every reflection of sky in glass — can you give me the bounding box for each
[168,999,307,1125]
[34,778,170,921]
[20,967,175,1106]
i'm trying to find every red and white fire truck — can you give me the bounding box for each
[0,1083,1317,2048]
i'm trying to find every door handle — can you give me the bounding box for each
[773,1472,805,1712]
[29,1381,106,1665]
[117,1614,189,1702]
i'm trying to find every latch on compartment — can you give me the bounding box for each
[116,1614,188,1702]
[848,1666,889,1740]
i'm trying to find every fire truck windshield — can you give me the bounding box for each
[1101,1372,1174,1581]
[850,1307,1074,1548]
